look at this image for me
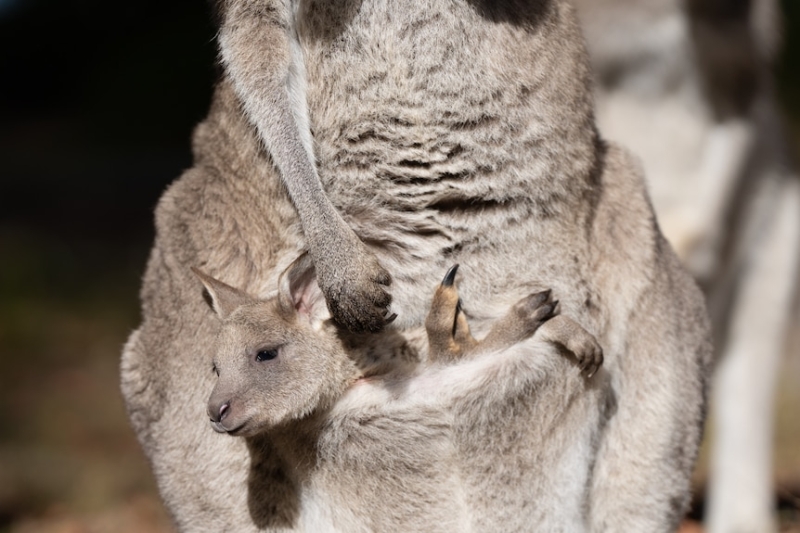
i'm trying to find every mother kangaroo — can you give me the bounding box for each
[121,0,712,531]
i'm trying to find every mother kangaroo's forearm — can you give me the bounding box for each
[216,0,394,332]
[217,0,338,242]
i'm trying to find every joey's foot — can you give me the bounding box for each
[426,265,477,360]
[564,323,603,378]
[315,242,394,333]
[427,268,562,361]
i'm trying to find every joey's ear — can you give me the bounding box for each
[277,253,329,325]
[191,267,253,320]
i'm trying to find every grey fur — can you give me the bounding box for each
[121,1,712,531]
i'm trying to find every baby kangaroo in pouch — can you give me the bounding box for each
[191,258,602,531]
[195,259,602,440]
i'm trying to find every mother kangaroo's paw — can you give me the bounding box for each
[315,242,394,334]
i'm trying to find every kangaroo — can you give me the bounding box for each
[192,258,601,531]
[121,0,712,531]
[573,1,800,531]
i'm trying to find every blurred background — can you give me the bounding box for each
[0,0,215,530]
[0,0,797,531]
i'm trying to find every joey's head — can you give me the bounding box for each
[193,255,353,437]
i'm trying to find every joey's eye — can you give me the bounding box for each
[212,363,219,376]
[255,349,278,362]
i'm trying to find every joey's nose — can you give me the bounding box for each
[208,401,230,424]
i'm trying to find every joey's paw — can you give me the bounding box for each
[553,321,604,378]
[571,334,603,378]
[475,288,558,354]
[318,247,394,333]
[512,289,558,333]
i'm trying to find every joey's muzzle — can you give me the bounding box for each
[208,399,231,433]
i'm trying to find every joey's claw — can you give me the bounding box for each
[540,304,557,322]
[588,347,604,378]
[373,268,392,287]
[547,300,559,319]
[442,264,460,287]
[584,357,599,378]
[515,291,559,329]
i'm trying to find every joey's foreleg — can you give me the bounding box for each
[476,290,558,355]
[218,0,393,333]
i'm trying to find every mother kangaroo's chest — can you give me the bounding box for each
[296,0,568,215]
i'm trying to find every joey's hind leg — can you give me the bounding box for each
[425,265,558,362]
[425,265,478,361]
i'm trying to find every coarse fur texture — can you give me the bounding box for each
[120,0,712,531]
[573,1,800,531]
[193,259,600,532]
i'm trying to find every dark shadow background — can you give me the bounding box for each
[0,0,798,531]
[0,1,217,530]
